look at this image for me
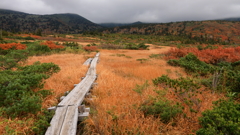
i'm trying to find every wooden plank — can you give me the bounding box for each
[58,78,88,106]
[86,56,98,75]
[45,53,100,135]
[64,52,99,105]
[59,53,99,106]
[95,52,100,57]
[45,106,68,135]
[83,58,93,65]
[58,75,96,106]
[73,76,96,106]
[59,105,78,135]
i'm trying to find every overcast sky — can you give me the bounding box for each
[1,0,240,23]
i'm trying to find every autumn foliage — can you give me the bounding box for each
[164,45,240,64]
[29,35,41,39]
[0,43,27,50]
[40,41,65,50]
[14,34,42,40]
[83,46,98,51]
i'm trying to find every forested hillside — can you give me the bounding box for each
[99,21,144,28]
[0,9,103,34]
[103,21,240,44]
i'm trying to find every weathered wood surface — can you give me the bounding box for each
[58,75,97,106]
[83,58,93,65]
[45,53,100,135]
[59,105,78,135]
[45,106,68,135]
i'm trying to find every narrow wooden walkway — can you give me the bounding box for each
[45,53,100,135]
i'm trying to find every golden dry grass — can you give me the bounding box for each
[83,46,188,134]
[0,52,95,134]
[83,46,223,135]
[0,117,34,135]
[0,44,223,134]
[26,53,96,108]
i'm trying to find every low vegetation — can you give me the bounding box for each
[0,45,60,134]
[0,32,239,135]
[197,100,240,135]
[162,44,240,134]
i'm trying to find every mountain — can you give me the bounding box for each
[0,9,103,34]
[102,20,240,44]
[220,17,240,21]
[99,21,144,28]
[99,23,130,28]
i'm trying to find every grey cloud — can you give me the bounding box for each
[0,0,240,23]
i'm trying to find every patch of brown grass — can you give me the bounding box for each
[84,46,223,134]
[0,52,98,134]
[164,87,225,134]
[0,43,223,134]
[84,62,162,134]
[0,116,34,135]
[83,47,193,134]
[26,53,96,108]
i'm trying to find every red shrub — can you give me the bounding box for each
[0,43,27,50]
[29,34,41,39]
[164,46,240,64]
[83,46,98,51]
[40,41,65,50]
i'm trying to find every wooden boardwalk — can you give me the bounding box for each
[45,53,100,135]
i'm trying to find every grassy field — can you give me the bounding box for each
[0,34,238,134]
[80,46,224,135]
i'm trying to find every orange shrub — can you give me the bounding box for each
[29,34,41,39]
[83,46,98,51]
[0,43,27,50]
[15,34,41,39]
[40,41,65,50]
[164,46,240,64]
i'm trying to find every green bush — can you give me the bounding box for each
[167,53,240,95]
[197,100,240,135]
[124,42,149,50]
[132,79,183,123]
[153,75,202,113]
[153,75,200,92]
[149,54,162,59]
[141,98,182,123]
[168,53,214,76]
[200,62,240,94]
[137,43,149,49]
[3,95,42,118]
[26,42,51,55]
[133,81,149,94]
[125,43,138,49]
[32,109,54,135]
[0,45,61,134]
[63,42,79,49]
[0,50,28,70]
[0,62,60,118]
[6,36,35,40]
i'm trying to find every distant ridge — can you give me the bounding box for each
[0,9,103,34]
[99,21,144,28]
[220,17,240,21]
[102,20,240,44]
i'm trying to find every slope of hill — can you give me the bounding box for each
[102,21,240,44]
[0,9,103,34]
[99,21,144,28]
[221,17,240,21]
[99,23,131,28]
